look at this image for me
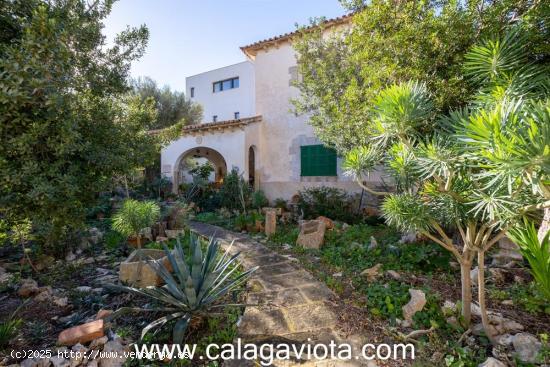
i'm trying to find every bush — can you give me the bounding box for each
[219,168,251,212]
[251,190,269,209]
[297,186,355,223]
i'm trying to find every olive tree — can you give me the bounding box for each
[344,28,549,342]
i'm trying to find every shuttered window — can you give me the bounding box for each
[300,145,337,176]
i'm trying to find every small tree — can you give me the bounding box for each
[344,28,549,342]
[112,199,160,249]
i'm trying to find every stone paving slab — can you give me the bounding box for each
[190,222,371,367]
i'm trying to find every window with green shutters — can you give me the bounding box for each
[300,144,337,176]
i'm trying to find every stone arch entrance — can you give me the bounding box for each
[174,147,227,191]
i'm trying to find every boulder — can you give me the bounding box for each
[70,344,88,367]
[470,266,479,285]
[58,320,104,346]
[119,249,172,287]
[402,289,426,323]
[512,333,541,363]
[296,220,326,249]
[265,210,277,236]
[478,357,506,367]
[34,286,53,302]
[18,278,39,297]
[361,263,382,281]
[495,334,513,347]
[316,216,334,230]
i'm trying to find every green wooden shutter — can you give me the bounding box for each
[300,145,337,176]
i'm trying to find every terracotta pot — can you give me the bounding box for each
[127,236,142,248]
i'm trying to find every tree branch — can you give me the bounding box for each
[356,180,391,196]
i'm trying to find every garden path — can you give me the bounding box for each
[190,221,374,367]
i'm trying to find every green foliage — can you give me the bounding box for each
[109,235,257,344]
[273,198,288,211]
[189,161,215,181]
[293,0,548,151]
[112,200,160,244]
[132,76,202,130]
[103,230,125,251]
[0,0,157,249]
[251,190,269,209]
[218,168,251,213]
[509,283,550,315]
[508,221,550,300]
[0,316,21,349]
[297,186,355,223]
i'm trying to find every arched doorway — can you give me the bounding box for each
[174,147,227,192]
[248,145,256,189]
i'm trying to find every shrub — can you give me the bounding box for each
[508,221,550,301]
[251,190,269,209]
[219,168,251,212]
[108,235,258,344]
[273,198,288,211]
[297,186,355,223]
[112,199,160,248]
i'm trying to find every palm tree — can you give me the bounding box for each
[112,199,160,249]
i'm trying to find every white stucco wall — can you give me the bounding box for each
[252,41,377,201]
[161,129,247,183]
[186,61,255,122]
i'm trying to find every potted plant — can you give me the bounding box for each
[112,199,163,287]
[112,199,160,249]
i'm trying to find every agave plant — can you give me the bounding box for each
[108,234,257,344]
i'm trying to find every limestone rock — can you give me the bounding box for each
[90,336,108,349]
[49,355,69,367]
[316,216,334,230]
[265,210,277,236]
[70,344,87,367]
[165,229,184,239]
[368,236,378,250]
[296,220,326,249]
[512,333,541,363]
[399,232,417,244]
[21,357,50,367]
[489,268,506,284]
[478,357,506,367]
[495,334,513,347]
[386,270,401,280]
[360,263,382,281]
[18,278,39,297]
[99,339,128,367]
[470,266,479,285]
[58,320,104,346]
[53,297,69,307]
[402,289,426,323]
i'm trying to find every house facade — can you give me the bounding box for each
[161,14,381,201]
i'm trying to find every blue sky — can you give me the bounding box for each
[103,0,346,92]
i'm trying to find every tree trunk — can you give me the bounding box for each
[477,251,496,345]
[460,260,473,327]
[539,207,550,243]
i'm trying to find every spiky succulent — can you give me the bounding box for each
[108,234,257,344]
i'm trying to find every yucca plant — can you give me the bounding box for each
[508,221,550,301]
[112,199,160,249]
[107,234,257,344]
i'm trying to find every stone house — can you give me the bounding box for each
[161,14,382,202]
